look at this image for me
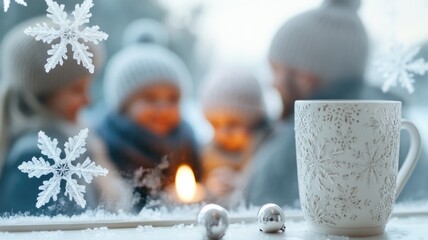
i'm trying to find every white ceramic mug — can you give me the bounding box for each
[295,100,421,237]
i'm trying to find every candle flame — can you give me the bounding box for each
[175,165,196,203]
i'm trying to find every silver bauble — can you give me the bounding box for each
[257,203,286,233]
[197,204,229,239]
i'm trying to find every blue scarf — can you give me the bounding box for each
[98,113,202,210]
[98,112,201,185]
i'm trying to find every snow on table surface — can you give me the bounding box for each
[0,216,427,240]
[0,201,427,240]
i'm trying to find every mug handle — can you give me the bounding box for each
[395,120,422,198]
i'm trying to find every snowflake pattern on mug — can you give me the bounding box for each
[320,104,362,129]
[297,137,343,190]
[330,127,357,151]
[296,102,401,225]
[365,105,401,170]
[333,184,361,220]
[371,175,396,222]
[320,104,361,150]
[295,103,322,137]
[301,190,338,226]
[351,140,392,185]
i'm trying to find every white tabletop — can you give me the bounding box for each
[0,214,427,240]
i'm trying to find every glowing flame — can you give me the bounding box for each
[175,165,196,203]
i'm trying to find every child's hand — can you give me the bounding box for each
[206,167,237,197]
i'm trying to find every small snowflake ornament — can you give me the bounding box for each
[375,44,428,94]
[24,0,108,73]
[18,129,108,208]
[3,0,26,12]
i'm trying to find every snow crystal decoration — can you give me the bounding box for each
[24,0,108,73]
[376,44,428,94]
[18,129,108,209]
[134,158,169,195]
[3,0,26,12]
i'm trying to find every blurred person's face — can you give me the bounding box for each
[46,76,91,123]
[270,61,321,119]
[206,112,251,152]
[122,83,181,136]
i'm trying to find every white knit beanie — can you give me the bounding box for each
[200,69,266,126]
[1,16,104,96]
[269,0,369,82]
[103,44,191,109]
[104,19,190,109]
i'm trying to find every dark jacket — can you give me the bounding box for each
[245,79,428,207]
[97,113,202,209]
[0,127,98,216]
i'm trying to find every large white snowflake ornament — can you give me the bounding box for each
[375,44,428,94]
[18,129,108,209]
[3,0,26,12]
[24,0,108,73]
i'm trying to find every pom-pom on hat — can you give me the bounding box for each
[200,69,266,126]
[269,0,368,82]
[122,18,170,47]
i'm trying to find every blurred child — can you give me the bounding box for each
[0,17,106,216]
[98,20,202,209]
[200,69,270,203]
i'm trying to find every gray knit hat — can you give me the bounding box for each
[200,69,266,126]
[103,44,191,109]
[269,0,368,82]
[122,18,169,47]
[1,16,104,96]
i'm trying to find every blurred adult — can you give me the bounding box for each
[245,0,428,207]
